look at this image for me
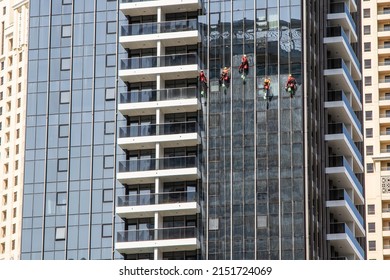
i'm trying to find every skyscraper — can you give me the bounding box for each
[114,0,365,260]
[21,0,365,260]
[0,0,29,260]
[362,0,390,260]
[20,0,118,260]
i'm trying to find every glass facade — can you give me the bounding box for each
[207,0,303,260]
[21,0,118,260]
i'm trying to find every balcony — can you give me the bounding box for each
[119,53,200,83]
[383,207,390,219]
[117,155,200,184]
[120,0,202,17]
[326,123,363,172]
[120,19,199,49]
[379,61,390,74]
[327,2,357,40]
[380,77,390,90]
[379,94,390,107]
[326,156,364,204]
[116,191,200,219]
[383,226,390,237]
[380,113,390,124]
[324,26,360,74]
[379,26,390,38]
[118,87,200,116]
[324,59,361,106]
[118,121,201,150]
[325,91,362,139]
[379,44,390,55]
[384,244,390,256]
[327,189,365,235]
[116,226,199,254]
[327,223,365,260]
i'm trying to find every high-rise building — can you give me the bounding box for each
[21,0,365,260]
[0,0,29,260]
[362,1,390,260]
[114,0,365,260]
[20,0,118,260]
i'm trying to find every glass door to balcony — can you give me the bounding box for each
[386,111,390,118]
[385,24,390,31]
[386,75,390,83]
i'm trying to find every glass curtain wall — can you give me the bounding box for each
[21,0,118,260]
[207,0,304,260]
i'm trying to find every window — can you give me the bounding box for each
[1,227,5,238]
[105,88,115,101]
[17,98,21,108]
[56,192,67,206]
[368,204,375,214]
[364,42,371,51]
[103,155,114,169]
[366,146,373,156]
[364,25,371,35]
[106,21,116,34]
[19,53,22,62]
[365,76,372,86]
[365,111,373,121]
[14,176,18,186]
[369,241,376,251]
[62,0,72,4]
[106,54,116,67]
[363,8,370,18]
[60,91,70,104]
[16,129,20,139]
[368,223,375,233]
[61,58,71,70]
[103,189,113,202]
[104,121,115,134]
[61,25,71,38]
[367,163,374,173]
[18,67,22,77]
[12,224,16,234]
[57,159,68,172]
[102,224,112,238]
[12,207,16,218]
[58,124,69,138]
[365,93,372,103]
[366,128,373,138]
[13,192,17,202]
[55,227,66,240]
[18,83,21,92]
[364,59,371,69]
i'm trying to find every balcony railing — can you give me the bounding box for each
[329,222,364,258]
[325,26,360,69]
[119,121,198,138]
[117,226,196,242]
[383,226,390,231]
[329,2,356,31]
[327,123,362,162]
[118,155,198,172]
[380,95,390,100]
[378,10,390,15]
[117,190,197,207]
[121,19,198,36]
[120,53,199,70]
[327,90,361,130]
[383,207,390,213]
[328,189,364,226]
[382,166,390,171]
[379,44,390,50]
[120,87,197,103]
[326,58,360,101]
[328,155,363,195]
[379,78,390,84]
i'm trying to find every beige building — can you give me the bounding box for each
[362,1,390,260]
[0,0,29,260]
